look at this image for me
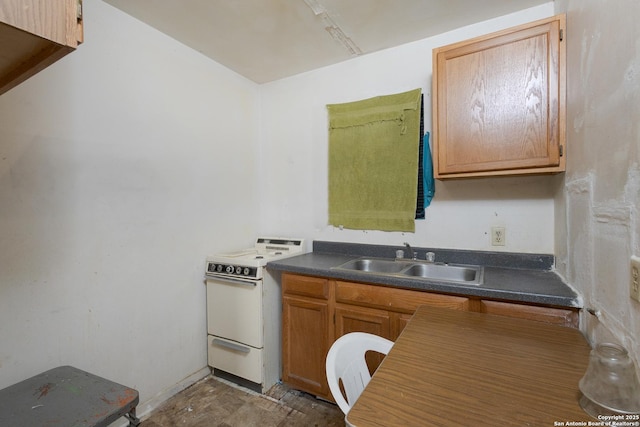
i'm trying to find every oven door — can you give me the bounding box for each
[206,275,263,348]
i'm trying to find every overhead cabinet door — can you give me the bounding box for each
[0,0,83,95]
[432,15,565,178]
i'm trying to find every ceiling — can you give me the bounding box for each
[103,0,551,84]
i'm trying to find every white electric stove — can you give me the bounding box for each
[205,237,305,281]
[204,237,305,392]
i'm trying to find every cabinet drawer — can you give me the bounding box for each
[282,273,329,300]
[480,300,579,328]
[335,281,469,313]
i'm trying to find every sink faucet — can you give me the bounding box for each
[403,242,416,260]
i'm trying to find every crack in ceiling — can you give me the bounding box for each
[303,0,362,56]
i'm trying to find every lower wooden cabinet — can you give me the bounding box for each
[280,272,579,399]
[281,272,472,399]
[281,274,332,399]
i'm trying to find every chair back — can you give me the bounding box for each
[325,332,394,414]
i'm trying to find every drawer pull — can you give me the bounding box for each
[206,276,257,287]
[212,338,251,353]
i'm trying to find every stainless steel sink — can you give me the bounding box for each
[402,263,479,282]
[333,257,483,285]
[335,258,408,274]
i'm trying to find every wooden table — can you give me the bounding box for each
[346,305,593,426]
[0,365,140,426]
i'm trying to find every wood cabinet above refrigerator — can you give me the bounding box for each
[0,0,83,95]
[432,15,566,179]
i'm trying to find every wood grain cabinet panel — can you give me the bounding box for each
[335,280,470,313]
[432,14,566,178]
[0,0,83,95]
[335,304,391,374]
[282,294,332,399]
[390,312,413,341]
[282,273,329,299]
[480,299,579,328]
[335,304,391,339]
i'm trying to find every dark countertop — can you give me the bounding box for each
[267,241,582,308]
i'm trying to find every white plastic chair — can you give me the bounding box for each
[325,332,394,415]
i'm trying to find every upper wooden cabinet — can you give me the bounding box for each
[432,15,566,179]
[0,0,83,95]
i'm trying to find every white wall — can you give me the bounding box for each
[554,0,640,374]
[0,0,260,414]
[259,4,557,254]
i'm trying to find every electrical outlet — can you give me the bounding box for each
[491,227,505,246]
[631,256,640,303]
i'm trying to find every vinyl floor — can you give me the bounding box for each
[139,375,345,427]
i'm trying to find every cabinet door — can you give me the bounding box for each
[282,295,331,398]
[0,0,83,95]
[432,15,565,178]
[335,304,391,374]
[335,304,391,339]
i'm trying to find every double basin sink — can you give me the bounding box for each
[333,257,484,285]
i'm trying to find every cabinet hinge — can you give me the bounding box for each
[560,29,564,41]
[559,145,564,156]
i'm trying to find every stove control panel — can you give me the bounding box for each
[206,262,260,280]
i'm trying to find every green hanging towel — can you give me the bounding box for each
[327,88,422,232]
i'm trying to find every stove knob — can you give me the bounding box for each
[208,263,216,272]
[243,267,250,276]
[235,266,242,274]
[216,264,223,272]
[225,265,234,274]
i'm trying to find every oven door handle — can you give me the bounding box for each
[205,275,257,287]
[212,338,251,353]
